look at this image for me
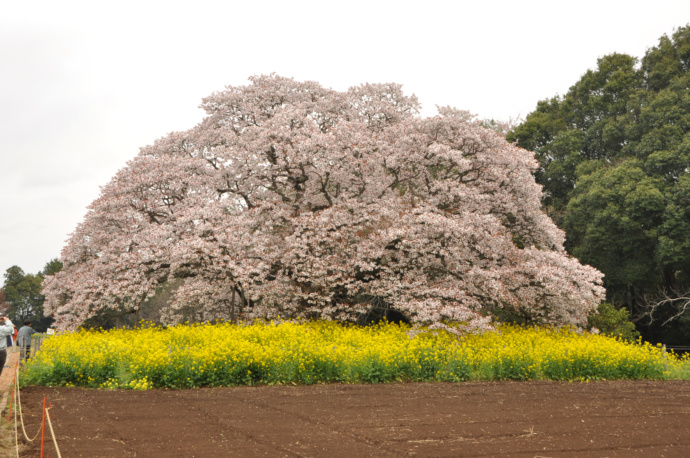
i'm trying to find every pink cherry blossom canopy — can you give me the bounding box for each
[43,75,605,332]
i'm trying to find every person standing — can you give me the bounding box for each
[4,317,15,351]
[7,318,13,350]
[0,316,15,376]
[17,319,36,362]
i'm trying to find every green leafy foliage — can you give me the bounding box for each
[588,303,640,342]
[2,259,62,331]
[41,259,63,277]
[508,25,690,342]
[565,160,665,299]
[20,322,687,390]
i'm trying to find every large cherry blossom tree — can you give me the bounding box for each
[43,75,605,331]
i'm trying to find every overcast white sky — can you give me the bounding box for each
[1,0,689,277]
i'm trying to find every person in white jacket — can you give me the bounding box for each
[0,316,15,376]
[4,317,14,349]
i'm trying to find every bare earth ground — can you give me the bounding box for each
[0,351,19,389]
[0,351,20,411]
[0,351,27,458]
[10,380,690,457]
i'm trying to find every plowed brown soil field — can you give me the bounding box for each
[16,380,690,457]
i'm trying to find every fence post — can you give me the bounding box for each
[40,396,46,458]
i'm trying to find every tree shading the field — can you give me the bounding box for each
[508,25,690,343]
[44,75,604,331]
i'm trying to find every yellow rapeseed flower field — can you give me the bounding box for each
[20,321,690,389]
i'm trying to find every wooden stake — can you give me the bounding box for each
[40,396,47,458]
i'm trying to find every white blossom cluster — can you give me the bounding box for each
[43,75,605,331]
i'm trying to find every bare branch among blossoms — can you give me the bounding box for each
[43,75,605,331]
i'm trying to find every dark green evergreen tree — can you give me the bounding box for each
[508,25,690,344]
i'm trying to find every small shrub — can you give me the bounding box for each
[588,303,640,342]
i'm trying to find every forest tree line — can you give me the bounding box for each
[508,25,690,344]
[0,259,61,331]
